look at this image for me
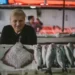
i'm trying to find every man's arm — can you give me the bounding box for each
[28,27,37,45]
[0,26,9,44]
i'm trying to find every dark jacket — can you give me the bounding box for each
[0,25,37,45]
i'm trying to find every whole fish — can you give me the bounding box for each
[64,43,74,67]
[42,44,48,67]
[67,43,74,67]
[45,43,56,75]
[73,48,75,59]
[73,48,75,66]
[56,44,67,72]
[33,44,42,70]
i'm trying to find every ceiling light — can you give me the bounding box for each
[40,3,44,5]
[30,6,36,8]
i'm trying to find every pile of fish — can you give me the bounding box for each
[33,43,75,74]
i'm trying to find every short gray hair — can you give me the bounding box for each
[10,9,26,18]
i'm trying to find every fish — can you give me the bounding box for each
[33,44,42,70]
[1,42,34,68]
[56,44,67,72]
[73,48,75,66]
[64,43,74,67]
[45,43,56,75]
[42,44,48,67]
[73,48,75,59]
[67,43,74,51]
[67,43,74,67]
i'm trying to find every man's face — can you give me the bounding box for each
[30,17,35,24]
[10,15,25,33]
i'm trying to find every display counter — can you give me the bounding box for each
[37,37,75,44]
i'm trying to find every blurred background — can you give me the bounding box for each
[0,0,75,35]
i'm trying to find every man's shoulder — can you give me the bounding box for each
[3,25,12,29]
[2,25,13,32]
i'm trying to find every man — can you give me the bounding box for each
[26,15,36,30]
[0,9,37,45]
[35,18,43,32]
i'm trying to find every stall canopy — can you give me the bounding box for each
[47,0,75,8]
[8,0,75,8]
[8,0,44,5]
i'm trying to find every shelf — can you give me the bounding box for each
[0,5,31,9]
[0,5,75,9]
[37,37,75,44]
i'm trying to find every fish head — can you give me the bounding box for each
[51,43,56,50]
[44,44,48,50]
[67,43,74,51]
[33,44,42,52]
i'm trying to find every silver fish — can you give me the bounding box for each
[73,48,75,66]
[64,43,74,67]
[56,44,67,72]
[67,43,74,52]
[73,48,75,59]
[45,43,56,75]
[33,44,42,69]
[67,43,74,67]
[42,44,48,67]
